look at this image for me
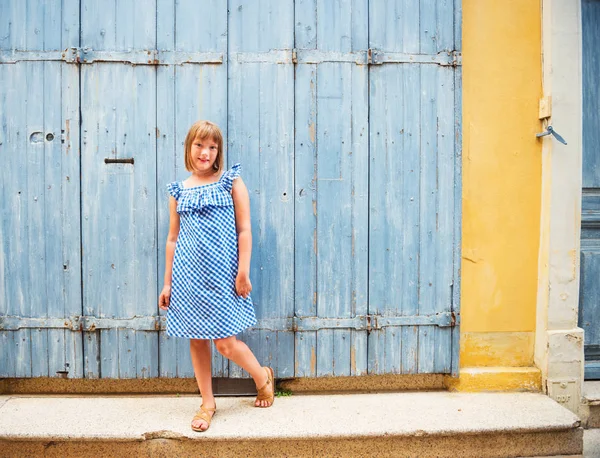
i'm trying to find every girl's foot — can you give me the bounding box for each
[255,366,275,407]
[191,404,216,432]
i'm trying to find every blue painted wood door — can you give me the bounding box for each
[0,0,83,378]
[0,0,461,379]
[580,0,600,380]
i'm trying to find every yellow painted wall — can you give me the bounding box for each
[460,1,542,367]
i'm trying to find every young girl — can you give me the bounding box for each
[158,120,274,432]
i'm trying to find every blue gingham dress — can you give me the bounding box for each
[165,163,257,339]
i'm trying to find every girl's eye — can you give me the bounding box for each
[210,146,217,150]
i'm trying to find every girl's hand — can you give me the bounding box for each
[236,272,252,298]
[159,285,171,310]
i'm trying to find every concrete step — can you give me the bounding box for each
[583,381,600,428]
[0,392,582,458]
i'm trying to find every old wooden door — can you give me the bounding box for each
[579,0,600,380]
[0,0,461,379]
[0,0,83,378]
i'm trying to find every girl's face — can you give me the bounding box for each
[191,136,218,173]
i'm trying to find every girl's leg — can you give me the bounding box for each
[190,338,215,430]
[214,336,272,407]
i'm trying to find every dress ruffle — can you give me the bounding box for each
[167,163,242,214]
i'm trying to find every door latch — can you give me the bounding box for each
[536,125,567,145]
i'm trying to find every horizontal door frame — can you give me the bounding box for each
[0,312,458,332]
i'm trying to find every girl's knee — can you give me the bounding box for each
[214,337,236,357]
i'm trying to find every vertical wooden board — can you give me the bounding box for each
[294,0,318,375]
[84,332,100,378]
[44,61,83,379]
[351,330,368,376]
[295,0,317,49]
[0,333,15,377]
[174,0,227,52]
[228,0,295,378]
[435,65,456,373]
[176,338,194,377]
[99,330,119,378]
[136,331,157,379]
[582,0,600,189]
[31,329,49,376]
[417,63,438,373]
[401,326,419,373]
[0,63,31,377]
[313,0,369,378]
[156,62,177,378]
[81,63,157,378]
[316,330,333,377]
[369,0,420,53]
[295,332,317,377]
[387,327,403,374]
[81,0,155,51]
[158,334,176,378]
[118,329,137,378]
[332,330,351,376]
[452,3,462,375]
[580,251,600,348]
[294,60,317,376]
[368,64,421,374]
[420,0,454,55]
[0,0,78,51]
[315,62,368,376]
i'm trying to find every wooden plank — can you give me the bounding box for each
[228,0,295,379]
[580,250,600,351]
[369,63,421,374]
[582,0,600,189]
[581,0,600,379]
[294,0,318,378]
[80,67,157,378]
[294,0,368,378]
[451,0,463,377]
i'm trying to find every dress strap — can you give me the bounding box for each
[167,181,182,200]
[221,163,242,192]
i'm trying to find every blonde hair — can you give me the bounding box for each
[184,120,224,173]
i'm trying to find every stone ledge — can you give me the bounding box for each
[0,391,582,457]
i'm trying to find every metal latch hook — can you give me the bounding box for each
[536,125,567,145]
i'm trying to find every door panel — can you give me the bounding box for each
[0,0,82,378]
[0,0,461,379]
[580,0,600,380]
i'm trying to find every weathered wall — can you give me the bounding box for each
[453,0,543,390]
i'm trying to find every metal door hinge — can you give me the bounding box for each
[61,47,222,65]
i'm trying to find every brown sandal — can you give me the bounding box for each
[255,366,275,407]
[191,404,216,432]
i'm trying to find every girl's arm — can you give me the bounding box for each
[232,177,252,297]
[159,196,180,309]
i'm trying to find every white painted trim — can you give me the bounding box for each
[535,0,584,415]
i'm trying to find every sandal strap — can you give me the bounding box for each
[192,404,216,422]
[256,367,274,402]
